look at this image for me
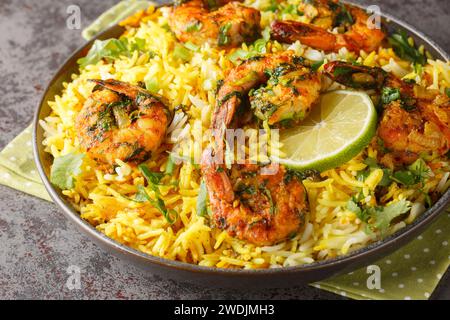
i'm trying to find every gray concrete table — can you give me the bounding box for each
[0,0,449,300]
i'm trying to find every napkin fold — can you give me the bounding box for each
[2,0,447,300]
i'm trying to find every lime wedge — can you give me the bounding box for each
[272,90,377,172]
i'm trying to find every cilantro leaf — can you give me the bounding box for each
[391,170,416,186]
[186,21,203,32]
[391,159,430,186]
[137,164,178,224]
[379,168,393,187]
[50,153,85,190]
[138,164,164,188]
[311,60,324,71]
[373,199,411,232]
[173,43,192,62]
[77,38,147,68]
[136,185,178,224]
[196,180,209,217]
[363,157,379,168]
[381,87,401,105]
[164,154,176,175]
[347,199,362,216]
[218,22,232,46]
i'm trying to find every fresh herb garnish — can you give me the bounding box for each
[50,153,85,190]
[446,88,450,98]
[77,37,147,68]
[388,31,426,65]
[347,198,411,234]
[165,154,176,175]
[260,184,275,215]
[334,4,353,26]
[311,60,324,71]
[136,185,178,224]
[281,4,298,15]
[391,159,430,186]
[218,22,232,46]
[139,164,164,186]
[363,157,378,168]
[196,180,209,217]
[173,43,192,62]
[372,199,411,232]
[137,164,177,224]
[357,158,393,187]
[186,21,203,32]
[381,87,401,104]
[284,169,320,184]
[391,170,416,186]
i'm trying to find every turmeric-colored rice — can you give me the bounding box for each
[40,0,450,269]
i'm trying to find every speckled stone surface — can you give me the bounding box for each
[0,0,448,300]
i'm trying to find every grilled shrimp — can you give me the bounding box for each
[213,52,322,129]
[202,156,309,246]
[75,79,172,167]
[168,0,261,48]
[202,52,320,245]
[323,61,450,167]
[270,0,385,53]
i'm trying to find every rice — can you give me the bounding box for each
[40,1,450,269]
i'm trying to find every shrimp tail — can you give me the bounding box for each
[270,20,338,52]
[88,79,143,99]
[323,61,387,90]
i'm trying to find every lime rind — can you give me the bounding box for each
[271,90,377,172]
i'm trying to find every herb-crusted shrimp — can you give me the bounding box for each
[168,0,261,48]
[323,61,450,167]
[75,79,172,167]
[270,0,386,53]
[201,52,321,245]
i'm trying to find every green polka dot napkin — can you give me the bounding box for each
[1,127,448,300]
[0,126,51,202]
[314,212,449,299]
[1,1,447,299]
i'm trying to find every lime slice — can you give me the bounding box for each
[272,90,377,172]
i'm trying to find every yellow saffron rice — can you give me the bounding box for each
[40,0,450,269]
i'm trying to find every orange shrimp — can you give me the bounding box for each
[323,61,450,167]
[75,79,172,167]
[270,0,385,53]
[202,52,320,245]
[168,0,261,48]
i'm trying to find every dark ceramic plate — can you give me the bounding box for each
[33,2,449,288]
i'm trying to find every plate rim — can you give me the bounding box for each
[32,1,450,277]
